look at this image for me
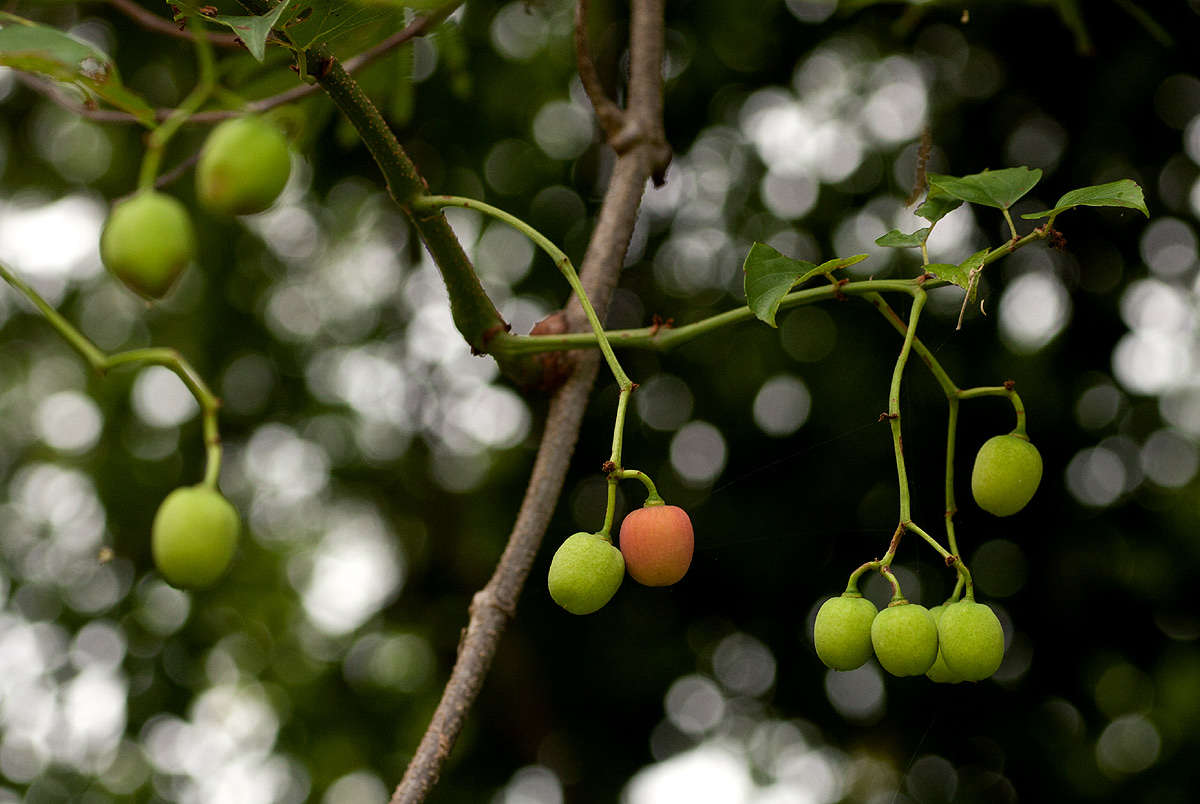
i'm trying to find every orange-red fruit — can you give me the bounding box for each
[618,503,694,586]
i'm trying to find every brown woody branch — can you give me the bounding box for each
[107,0,243,47]
[388,1,669,801]
[574,0,624,140]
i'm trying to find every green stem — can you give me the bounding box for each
[944,397,960,558]
[414,195,632,391]
[958,385,1027,435]
[0,263,107,368]
[615,469,662,505]
[1001,208,1019,241]
[496,278,942,357]
[609,386,634,465]
[888,291,926,524]
[599,480,616,539]
[137,18,215,190]
[1,262,223,487]
[906,520,973,591]
[864,291,958,398]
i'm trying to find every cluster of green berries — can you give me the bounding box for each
[814,594,1005,682]
[811,433,1040,679]
[100,116,292,300]
[548,503,694,614]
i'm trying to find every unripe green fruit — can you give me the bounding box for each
[937,600,1005,681]
[151,485,239,589]
[924,604,964,684]
[618,504,693,587]
[971,434,1043,517]
[548,532,625,614]
[870,601,938,677]
[813,593,878,671]
[100,191,195,299]
[196,117,291,215]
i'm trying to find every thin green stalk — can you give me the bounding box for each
[496,278,942,357]
[414,195,632,390]
[863,291,958,398]
[0,263,106,367]
[958,385,1027,435]
[889,291,926,524]
[599,480,617,539]
[616,469,662,504]
[138,18,216,190]
[609,387,633,466]
[1,263,223,486]
[907,521,973,591]
[1001,208,1019,241]
[944,397,960,558]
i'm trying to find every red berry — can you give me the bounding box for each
[618,504,694,586]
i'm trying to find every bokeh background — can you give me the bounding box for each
[2,0,1200,801]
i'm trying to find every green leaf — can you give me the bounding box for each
[875,228,930,248]
[742,245,870,327]
[1020,179,1149,220]
[929,248,988,302]
[210,0,293,62]
[928,167,1043,210]
[282,0,390,52]
[0,13,154,125]
[816,254,869,274]
[915,185,963,225]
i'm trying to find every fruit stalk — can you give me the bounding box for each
[137,18,216,189]
[0,263,223,486]
[888,290,926,524]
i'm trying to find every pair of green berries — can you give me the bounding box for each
[100,116,292,299]
[548,503,694,614]
[151,485,240,589]
[814,594,1006,682]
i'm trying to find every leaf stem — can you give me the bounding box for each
[1001,207,1019,241]
[0,262,223,486]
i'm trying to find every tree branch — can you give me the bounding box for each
[18,2,460,124]
[106,0,243,47]
[390,2,668,800]
[574,0,624,140]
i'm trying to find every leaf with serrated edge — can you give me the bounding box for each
[0,14,154,124]
[875,228,930,248]
[929,167,1042,210]
[916,185,963,224]
[210,0,292,62]
[1020,179,1148,220]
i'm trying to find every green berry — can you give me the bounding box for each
[100,191,195,299]
[813,593,878,671]
[196,117,292,215]
[547,532,625,615]
[937,600,1006,681]
[618,504,693,587]
[971,434,1043,517]
[924,604,964,684]
[151,485,239,589]
[871,601,938,677]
